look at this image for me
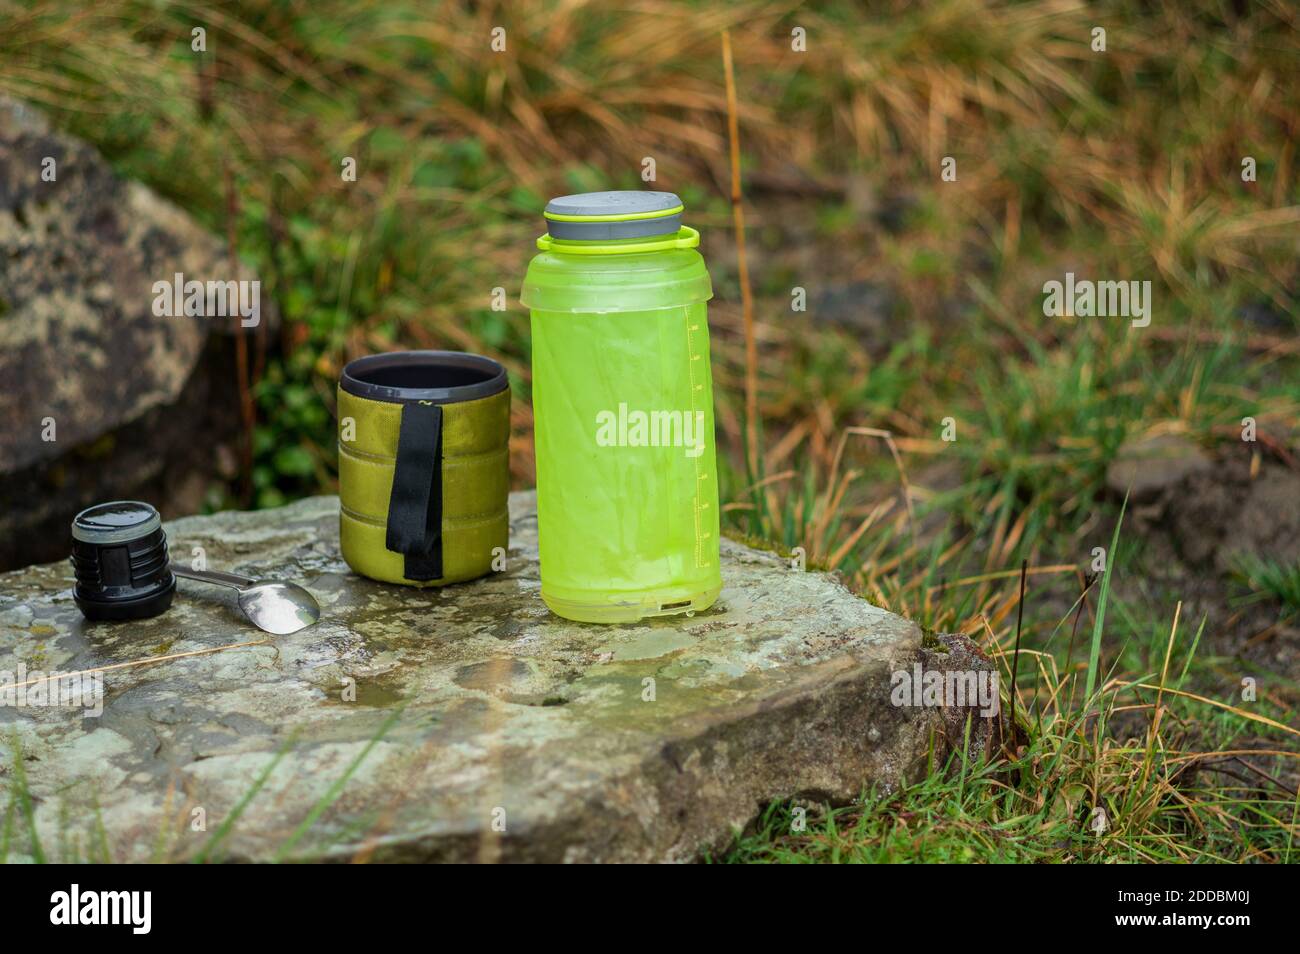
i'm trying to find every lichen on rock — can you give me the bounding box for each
[0,492,989,862]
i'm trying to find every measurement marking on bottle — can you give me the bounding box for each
[685,308,709,570]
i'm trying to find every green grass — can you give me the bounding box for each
[724,723,1298,864]
[1084,493,1127,701]
[2,737,45,864]
[3,712,403,864]
[722,602,1299,864]
[1232,555,1300,621]
[1,0,1297,862]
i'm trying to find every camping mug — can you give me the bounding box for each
[338,351,510,586]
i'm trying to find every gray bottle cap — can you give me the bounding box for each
[543,190,684,240]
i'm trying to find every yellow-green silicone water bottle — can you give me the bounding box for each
[521,191,721,623]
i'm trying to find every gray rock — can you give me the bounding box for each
[1105,433,1212,501]
[0,493,992,863]
[0,96,256,571]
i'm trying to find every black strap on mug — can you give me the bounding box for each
[385,401,444,581]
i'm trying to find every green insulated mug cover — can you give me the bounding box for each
[338,351,510,587]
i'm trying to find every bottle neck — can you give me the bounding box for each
[536,226,700,256]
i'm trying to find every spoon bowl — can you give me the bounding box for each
[237,581,321,635]
[170,563,320,635]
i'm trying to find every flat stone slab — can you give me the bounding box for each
[0,493,971,862]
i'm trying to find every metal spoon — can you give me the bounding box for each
[169,563,320,635]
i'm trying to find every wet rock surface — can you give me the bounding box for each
[0,493,982,863]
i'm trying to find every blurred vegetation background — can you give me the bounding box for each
[3,0,1299,862]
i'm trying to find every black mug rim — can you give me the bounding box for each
[340,351,508,404]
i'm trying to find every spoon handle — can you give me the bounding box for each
[169,562,255,590]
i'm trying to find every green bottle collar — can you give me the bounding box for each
[535,226,700,255]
